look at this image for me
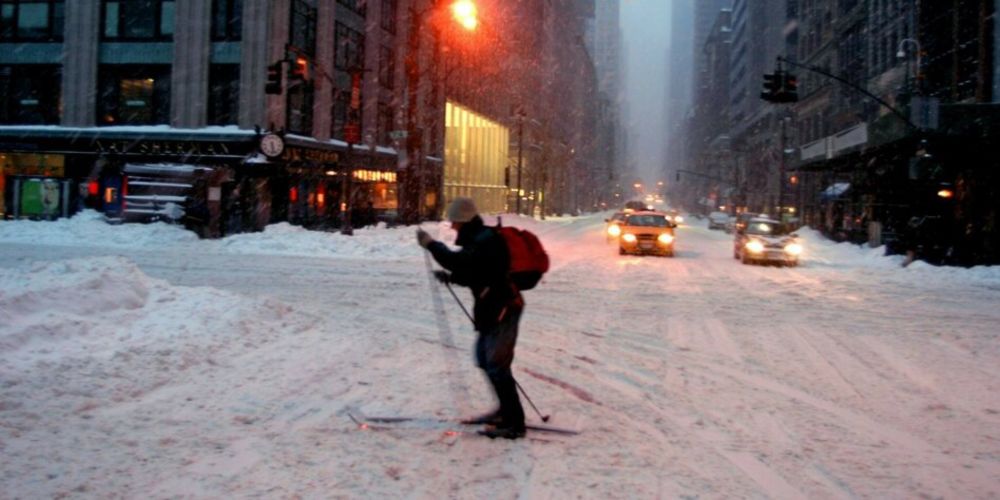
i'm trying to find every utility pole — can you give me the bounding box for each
[515,109,525,214]
[778,116,787,220]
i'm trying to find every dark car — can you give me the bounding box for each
[624,200,649,211]
[732,212,768,234]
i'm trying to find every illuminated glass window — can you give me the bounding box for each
[443,101,509,214]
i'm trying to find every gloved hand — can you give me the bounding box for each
[433,270,451,284]
[416,228,434,248]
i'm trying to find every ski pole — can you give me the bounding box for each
[445,281,550,422]
[515,380,550,422]
[444,281,475,323]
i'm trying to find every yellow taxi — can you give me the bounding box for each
[618,211,677,257]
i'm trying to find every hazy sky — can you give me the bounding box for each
[621,0,672,185]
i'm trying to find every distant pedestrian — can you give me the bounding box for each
[416,197,526,439]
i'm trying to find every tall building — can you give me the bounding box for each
[1,0,603,232]
[433,0,600,217]
[787,0,1000,264]
[683,6,733,212]
[727,0,787,214]
[693,0,731,81]
[0,0,416,236]
[663,0,694,187]
[592,0,625,207]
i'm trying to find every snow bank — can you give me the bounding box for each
[795,226,1000,286]
[0,210,198,248]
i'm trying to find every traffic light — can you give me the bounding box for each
[760,72,781,102]
[265,62,283,95]
[761,71,799,103]
[780,73,799,103]
[290,56,310,81]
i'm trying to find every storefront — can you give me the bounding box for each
[0,127,403,236]
[279,137,400,229]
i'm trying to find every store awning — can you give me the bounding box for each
[820,182,851,200]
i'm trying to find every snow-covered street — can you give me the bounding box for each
[1,212,999,498]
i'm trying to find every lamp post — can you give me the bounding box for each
[401,0,477,224]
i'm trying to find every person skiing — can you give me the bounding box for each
[416,197,527,439]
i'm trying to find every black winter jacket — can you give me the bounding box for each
[427,216,522,331]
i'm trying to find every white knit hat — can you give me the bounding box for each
[446,197,478,223]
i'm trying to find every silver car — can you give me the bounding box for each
[733,218,803,266]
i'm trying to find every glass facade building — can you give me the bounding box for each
[444,101,508,215]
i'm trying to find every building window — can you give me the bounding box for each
[211,0,241,41]
[380,0,396,33]
[331,90,348,140]
[286,83,313,135]
[102,0,174,40]
[379,45,394,90]
[286,0,316,135]
[0,65,60,124]
[377,102,394,145]
[97,65,171,125]
[335,21,364,70]
[337,0,366,16]
[208,64,239,125]
[289,0,316,56]
[0,0,64,41]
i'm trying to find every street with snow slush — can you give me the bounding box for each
[1,212,998,498]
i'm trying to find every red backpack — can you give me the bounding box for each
[496,218,549,291]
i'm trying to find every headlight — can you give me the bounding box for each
[607,224,621,237]
[675,216,684,223]
[657,233,674,244]
[784,243,803,255]
[622,233,637,243]
[745,240,765,253]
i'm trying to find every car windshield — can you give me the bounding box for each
[746,221,788,236]
[625,214,669,227]
[611,212,626,222]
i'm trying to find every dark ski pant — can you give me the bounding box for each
[475,305,525,428]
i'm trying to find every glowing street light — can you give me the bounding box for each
[451,0,478,31]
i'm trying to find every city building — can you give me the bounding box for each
[788,0,1000,264]
[680,3,733,213]
[662,0,694,204]
[0,0,417,236]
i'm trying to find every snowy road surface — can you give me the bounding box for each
[1,212,999,498]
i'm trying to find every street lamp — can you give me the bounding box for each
[451,0,478,30]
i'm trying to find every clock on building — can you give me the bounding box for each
[259,133,285,158]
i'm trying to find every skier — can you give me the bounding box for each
[416,197,527,439]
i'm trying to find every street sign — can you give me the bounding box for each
[389,130,408,140]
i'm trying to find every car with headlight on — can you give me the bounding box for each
[734,217,802,266]
[604,211,628,242]
[618,211,677,257]
[665,209,685,225]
